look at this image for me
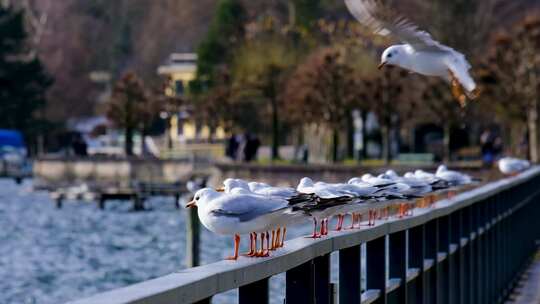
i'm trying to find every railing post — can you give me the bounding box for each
[462,206,472,304]
[286,261,314,304]
[389,230,407,304]
[339,246,361,304]
[313,254,331,304]
[425,219,438,303]
[239,278,268,304]
[449,211,461,304]
[408,225,425,304]
[366,236,387,304]
[438,216,450,304]
[186,206,201,268]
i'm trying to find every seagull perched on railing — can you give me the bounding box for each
[187,188,300,260]
[344,0,481,107]
[498,157,530,176]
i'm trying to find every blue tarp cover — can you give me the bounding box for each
[0,130,25,148]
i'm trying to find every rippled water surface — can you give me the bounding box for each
[0,179,322,304]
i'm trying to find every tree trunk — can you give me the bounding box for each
[346,113,354,160]
[443,123,451,162]
[271,97,280,161]
[528,99,539,163]
[361,111,368,160]
[332,129,339,163]
[125,127,134,156]
[382,125,391,165]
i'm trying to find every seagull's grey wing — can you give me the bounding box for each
[210,195,289,222]
[344,0,450,52]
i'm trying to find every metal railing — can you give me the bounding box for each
[70,167,540,304]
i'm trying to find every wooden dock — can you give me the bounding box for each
[49,182,188,211]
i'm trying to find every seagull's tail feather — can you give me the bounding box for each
[287,193,317,206]
[374,182,396,189]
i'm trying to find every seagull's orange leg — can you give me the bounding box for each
[308,218,321,238]
[335,214,344,231]
[274,227,281,248]
[270,230,276,250]
[448,69,467,108]
[225,234,241,260]
[256,232,269,257]
[348,213,355,229]
[265,232,270,255]
[280,227,287,248]
[243,233,256,257]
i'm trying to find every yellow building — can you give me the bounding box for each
[157,53,226,148]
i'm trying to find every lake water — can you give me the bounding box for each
[0,179,337,304]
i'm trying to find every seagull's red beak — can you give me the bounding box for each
[378,62,387,70]
[186,200,197,208]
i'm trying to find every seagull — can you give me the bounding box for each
[498,157,530,175]
[435,165,476,186]
[384,170,432,195]
[220,178,250,193]
[344,0,481,107]
[186,188,296,260]
[247,181,315,247]
[296,178,354,237]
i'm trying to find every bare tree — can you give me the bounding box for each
[107,72,153,156]
[284,47,364,162]
[481,14,540,160]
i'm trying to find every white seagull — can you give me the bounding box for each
[435,165,477,186]
[296,178,354,237]
[344,0,481,107]
[498,157,530,175]
[186,188,295,260]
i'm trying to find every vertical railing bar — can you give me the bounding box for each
[313,254,331,304]
[339,245,361,304]
[389,230,407,304]
[239,278,269,304]
[194,297,212,304]
[438,216,450,304]
[366,236,387,304]
[408,225,425,303]
[425,219,438,303]
[286,260,314,304]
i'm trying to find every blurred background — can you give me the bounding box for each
[1,0,540,303]
[0,0,537,165]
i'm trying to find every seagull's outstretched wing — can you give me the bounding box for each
[344,0,449,52]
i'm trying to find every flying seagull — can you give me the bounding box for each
[344,0,481,107]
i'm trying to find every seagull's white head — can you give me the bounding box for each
[297,177,314,191]
[436,165,448,175]
[404,172,416,179]
[248,182,270,192]
[385,170,399,179]
[222,178,249,193]
[186,188,221,209]
[379,45,408,70]
[361,174,374,182]
[348,177,363,185]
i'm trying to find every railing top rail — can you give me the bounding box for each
[69,166,540,304]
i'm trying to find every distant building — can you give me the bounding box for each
[157,53,198,97]
[157,53,225,147]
